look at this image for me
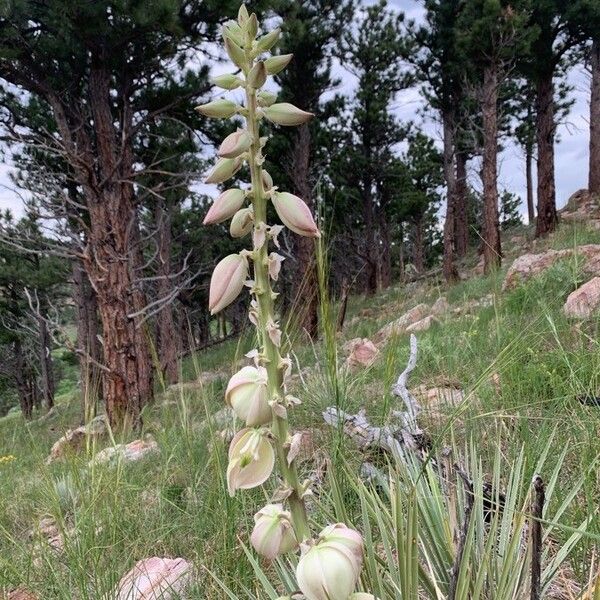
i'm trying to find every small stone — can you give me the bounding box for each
[344,338,379,369]
[6,588,37,600]
[563,277,600,319]
[114,557,192,600]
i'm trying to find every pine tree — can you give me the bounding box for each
[0,0,245,428]
[456,0,532,273]
[340,0,410,294]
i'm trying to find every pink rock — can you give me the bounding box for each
[46,416,107,464]
[90,437,159,467]
[431,297,449,316]
[406,316,438,333]
[563,277,600,319]
[344,338,379,369]
[503,245,600,290]
[115,557,192,600]
[374,303,430,343]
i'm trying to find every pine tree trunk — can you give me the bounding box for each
[412,217,425,274]
[379,211,392,288]
[37,310,55,410]
[73,259,102,414]
[482,64,501,273]
[535,73,558,237]
[14,339,33,420]
[455,150,469,257]
[442,108,459,282]
[590,39,600,196]
[291,124,319,337]
[155,199,180,385]
[526,142,535,224]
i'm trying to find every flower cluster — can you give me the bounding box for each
[198,6,374,599]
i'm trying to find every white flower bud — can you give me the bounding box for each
[211,73,243,90]
[263,103,313,127]
[195,99,238,119]
[218,129,253,159]
[264,54,293,75]
[204,157,243,184]
[224,36,247,70]
[230,207,254,238]
[250,504,298,559]
[255,28,281,54]
[257,91,278,107]
[209,253,248,314]
[247,61,267,89]
[225,366,271,427]
[222,20,245,47]
[203,188,245,225]
[272,192,320,237]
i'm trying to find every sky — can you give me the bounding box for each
[0,0,591,220]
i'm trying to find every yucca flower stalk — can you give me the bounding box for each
[197,5,370,599]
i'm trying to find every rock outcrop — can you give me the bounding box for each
[563,277,600,319]
[373,303,430,343]
[89,436,159,467]
[503,245,600,290]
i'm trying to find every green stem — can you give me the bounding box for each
[243,52,311,542]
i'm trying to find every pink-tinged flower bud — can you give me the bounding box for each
[247,61,267,89]
[257,91,278,108]
[230,207,254,238]
[218,129,253,159]
[296,530,363,600]
[251,504,298,560]
[203,189,245,225]
[263,103,313,126]
[209,254,248,314]
[227,428,275,496]
[318,524,364,563]
[264,54,293,75]
[211,73,243,90]
[225,366,271,426]
[204,157,243,184]
[195,99,238,119]
[272,192,320,237]
[262,169,274,190]
[255,28,281,54]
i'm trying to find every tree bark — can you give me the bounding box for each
[37,309,55,410]
[79,63,153,429]
[73,258,102,413]
[526,141,535,224]
[14,339,33,420]
[412,217,425,274]
[455,150,469,257]
[290,124,319,337]
[442,108,460,282]
[155,199,180,386]
[535,73,558,237]
[481,64,501,273]
[590,39,600,196]
[379,209,392,288]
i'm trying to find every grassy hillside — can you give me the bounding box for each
[1,219,599,598]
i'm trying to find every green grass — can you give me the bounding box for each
[1,220,600,598]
